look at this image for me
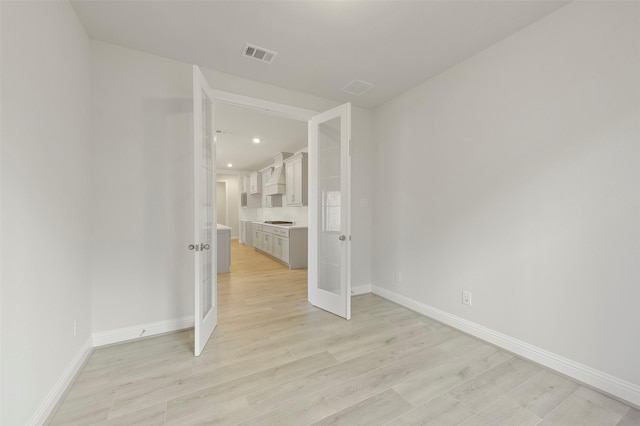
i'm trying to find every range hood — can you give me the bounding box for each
[264,152,292,196]
[264,165,285,195]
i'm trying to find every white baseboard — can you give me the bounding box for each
[28,338,92,426]
[372,285,640,408]
[92,316,194,347]
[351,284,372,295]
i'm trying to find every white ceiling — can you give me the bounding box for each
[70,0,568,108]
[215,103,307,172]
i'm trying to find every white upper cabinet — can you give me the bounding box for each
[249,172,261,194]
[284,152,308,206]
[240,175,248,193]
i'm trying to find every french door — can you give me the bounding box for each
[308,103,352,319]
[192,65,217,356]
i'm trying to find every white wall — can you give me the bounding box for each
[217,174,239,238]
[90,41,374,335]
[90,40,194,333]
[372,0,640,390]
[351,107,374,289]
[0,2,91,424]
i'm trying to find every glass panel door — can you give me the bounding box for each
[193,65,217,356]
[308,103,351,319]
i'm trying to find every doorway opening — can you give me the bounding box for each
[192,66,352,356]
[211,93,314,320]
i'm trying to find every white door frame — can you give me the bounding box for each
[210,90,317,123]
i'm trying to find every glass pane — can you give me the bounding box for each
[317,116,342,295]
[201,92,214,319]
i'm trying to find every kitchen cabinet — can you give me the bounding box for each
[272,235,290,264]
[263,194,282,208]
[252,222,307,269]
[249,172,261,194]
[240,221,252,245]
[284,152,308,206]
[262,232,272,254]
[252,223,263,251]
[240,175,248,194]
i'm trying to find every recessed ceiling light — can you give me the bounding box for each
[252,138,261,144]
[227,163,233,168]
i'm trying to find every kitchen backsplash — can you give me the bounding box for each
[258,206,308,226]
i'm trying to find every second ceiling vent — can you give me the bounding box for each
[243,43,277,64]
[342,79,374,96]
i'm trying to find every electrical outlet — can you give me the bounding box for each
[395,271,402,283]
[462,291,472,306]
[73,318,78,336]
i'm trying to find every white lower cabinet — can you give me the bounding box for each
[240,221,253,245]
[253,224,263,251]
[252,223,307,269]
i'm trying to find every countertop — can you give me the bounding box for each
[252,221,307,230]
[217,224,232,231]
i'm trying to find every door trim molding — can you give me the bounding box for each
[372,285,640,408]
[210,89,318,121]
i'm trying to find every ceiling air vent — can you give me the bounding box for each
[243,43,277,64]
[342,79,374,96]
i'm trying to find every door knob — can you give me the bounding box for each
[188,244,210,251]
[338,235,346,241]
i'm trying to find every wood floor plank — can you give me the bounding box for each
[393,343,512,407]
[539,386,630,425]
[94,403,166,426]
[505,369,579,418]
[49,398,112,426]
[165,352,338,423]
[384,393,476,426]
[164,396,249,426]
[447,357,541,411]
[460,396,541,426]
[311,389,413,426]
[318,346,451,412]
[617,407,640,426]
[242,327,455,411]
[49,240,636,426]
[237,393,336,426]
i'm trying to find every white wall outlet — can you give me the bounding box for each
[73,318,78,336]
[395,271,402,283]
[462,290,472,306]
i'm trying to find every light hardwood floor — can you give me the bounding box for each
[49,240,639,425]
